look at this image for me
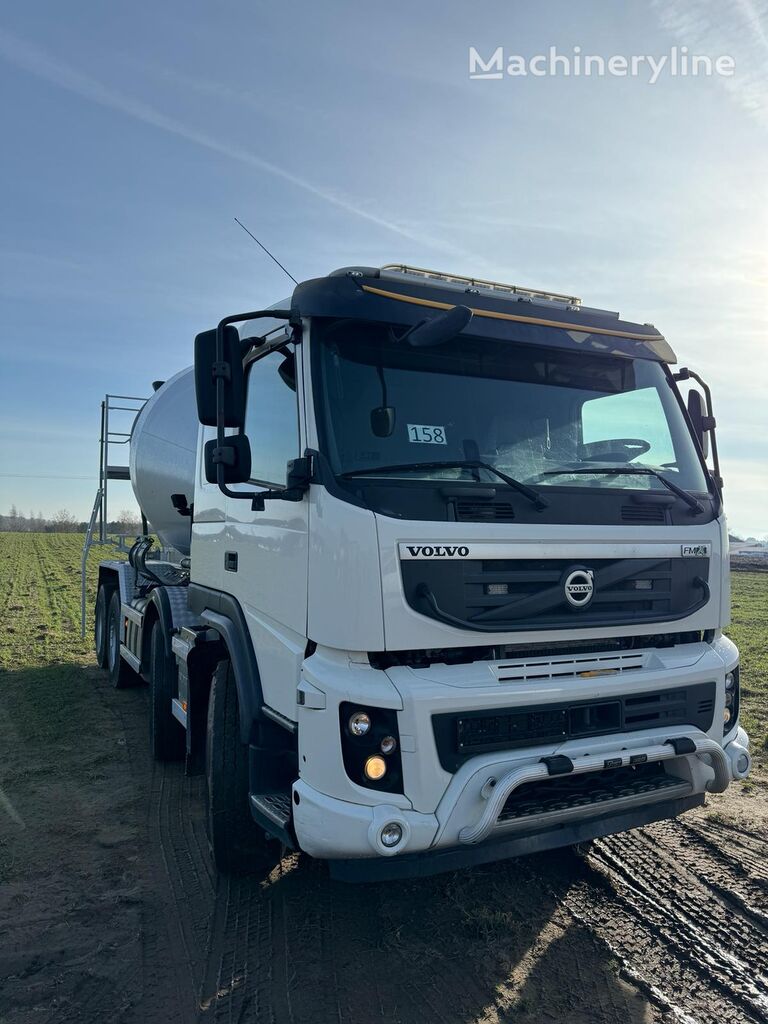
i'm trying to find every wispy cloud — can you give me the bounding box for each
[653,0,768,129]
[734,0,768,52]
[0,27,478,263]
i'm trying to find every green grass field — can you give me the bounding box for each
[1,533,766,772]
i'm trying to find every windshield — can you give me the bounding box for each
[315,320,709,494]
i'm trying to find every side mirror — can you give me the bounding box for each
[687,389,710,459]
[194,326,246,427]
[401,304,473,348]
[204,434,252,484]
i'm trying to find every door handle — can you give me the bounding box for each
[224,551,238,572]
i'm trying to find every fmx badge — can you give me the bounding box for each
[681,544,711,557]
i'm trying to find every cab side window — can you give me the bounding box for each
[243,349,300,486]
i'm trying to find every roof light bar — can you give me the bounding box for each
[381,264,582,307]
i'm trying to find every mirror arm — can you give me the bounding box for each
[212,309,292,502]
[251,455,314,512]
[674,366,723,495]
[251,487,303,512]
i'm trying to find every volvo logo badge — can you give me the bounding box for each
[564,568,594,608]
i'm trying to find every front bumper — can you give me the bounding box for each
[292,724,751,874]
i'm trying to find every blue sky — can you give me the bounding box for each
[0,0,766,535]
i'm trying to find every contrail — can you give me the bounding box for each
[0,27,478,262]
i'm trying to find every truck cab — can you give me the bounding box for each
[94,263,751,880]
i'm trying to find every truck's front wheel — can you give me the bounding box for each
[206,659,271,875]
[149,620,185,761]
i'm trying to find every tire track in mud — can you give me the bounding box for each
[193,831,290,1021]
[681,817,768,885]
[637,819,768,929]
[83,672,209,1024]
[561,820,768,1024]
[154,761,215,992]
[102,670,222,1022]
[117,689,203,1024]
[48,674,199,1024]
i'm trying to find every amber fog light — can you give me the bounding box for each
[364,755,387,781]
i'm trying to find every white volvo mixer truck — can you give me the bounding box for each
[90,263,751,880]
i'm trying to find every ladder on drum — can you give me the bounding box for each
[80,393,147,637]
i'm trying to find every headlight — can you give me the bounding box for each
[723,665,740,731]
[348,711,372,737]
[339,702,403,793]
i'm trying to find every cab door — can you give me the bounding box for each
[223,343,309,721]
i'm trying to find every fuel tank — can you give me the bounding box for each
[129,367,198,555]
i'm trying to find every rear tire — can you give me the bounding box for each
[149,620,185,761]
[94,585,110,669]
[107,590,139,689]
[206,659,271,875]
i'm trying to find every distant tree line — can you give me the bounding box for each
[0,505,142,535]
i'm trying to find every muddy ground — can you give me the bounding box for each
[1,661,767,1024]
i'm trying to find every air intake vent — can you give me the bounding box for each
[455,500,515,523]
[621,504,666,523]
[697,698,714,716]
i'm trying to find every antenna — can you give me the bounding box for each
[234,217,298,286]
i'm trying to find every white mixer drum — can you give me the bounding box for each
[129,367,198,555]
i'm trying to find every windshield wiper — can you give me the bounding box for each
[541,466,704,514]
[342,460,548,510]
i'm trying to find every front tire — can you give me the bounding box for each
[149,620,185,761]
[107,590,139,689]
[206,659,270,874]
[94,585,110,669]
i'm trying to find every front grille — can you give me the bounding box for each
[494,650,645,682]
[498,763,688,824]
[402,555,710,631]
[455,500,516,523]
[431,681,716,772]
